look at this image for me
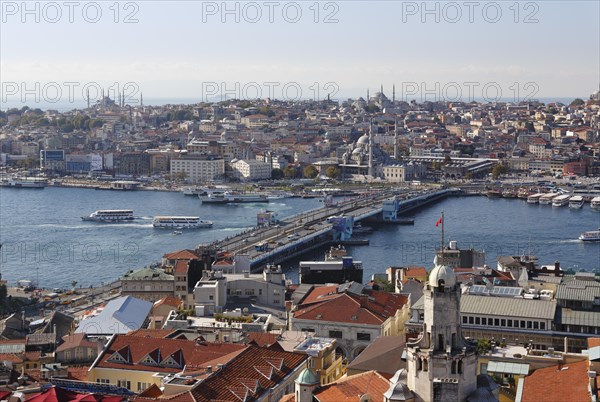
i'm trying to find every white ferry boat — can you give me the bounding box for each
[569,195,584,209]
[182,187,202,196]
[81,210,134,222]
[526,193,544,204]
[0,178,47,188]
[152,216,213,228]
[591,197,600,210]
[200,191,269,204]
[552,194,571,207]
[538,193,558,205]
[579,229,600,242]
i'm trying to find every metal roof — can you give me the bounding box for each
[555,281,600,302]
[75,296,152,335]
[487,361,530,375]
[0,343,25,354]
[460,294,556,320]
[556,308,600,326]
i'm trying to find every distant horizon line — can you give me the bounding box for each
[0,95,591,113]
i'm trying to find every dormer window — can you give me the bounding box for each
[107,346,131,364]
[139,348,161,366]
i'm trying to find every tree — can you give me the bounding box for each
[271,168,284,180]
[325,166,340,180]
[477,339,492,355]
[284,166,298,179]
[303,165,319,179]
[570,98,585,107]
[491,163,507,179]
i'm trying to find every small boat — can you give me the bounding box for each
[0,178,47,188]
[486,189,502,198]
[569,195,584,209]
[539,193,558,205]
[579,229,600,242]
[517,188,533,199]
[352,222,373,234]
[173,230,183,235]
[591,197,600,210]
[502,189,518,198]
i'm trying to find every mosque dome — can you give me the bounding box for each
[357,134,370,145]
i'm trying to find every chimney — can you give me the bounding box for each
[555,261,561,276]
[359,294,369,308]
[564,336,568,353]
[206,365,212,372]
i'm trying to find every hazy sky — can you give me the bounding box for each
[1,1,599,105]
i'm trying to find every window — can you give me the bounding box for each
[357,333,371,341]
[527,321,533,329]
[482,318,487,325]
[475,317,480,325]
[494,319,500,326]
[533,322,539,329]
[469,317,474,324]
[209,295,213,300]
[521,320,526,328]
[501,319,506,327]
[540,322,546,330]
[329,330,343,339]
[508,320,513,327]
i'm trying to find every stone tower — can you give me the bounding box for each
[406,259,478,402]
[295,367,319,402]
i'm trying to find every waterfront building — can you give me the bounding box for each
[169,153,225,183]
[230,159,272,181]
[120,267,175,302]
[383,162,427,183]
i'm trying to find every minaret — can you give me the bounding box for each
[368,119,374,177]
[86,88,90,109]
[394,118,398,159]
[405,224,478,402]
[393,84,396,103]
[367,89,370,103]
[140,93,143,107]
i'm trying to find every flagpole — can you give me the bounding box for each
[441,211,445,265]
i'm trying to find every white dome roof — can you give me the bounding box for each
[357,134,370,145]
[429,262,456,288]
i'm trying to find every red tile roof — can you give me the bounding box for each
[314,370,390,402]
[246,332,279,347]
[521,361,591,402]
[173,260,189,275]
[153,297,184,310]
[56,334,98,353]
[127,329,178,339]
[190,346,307,402]
[163,250,199,260]
[298,285,339,307]
[293,291,408,326]
[95,335,245,373]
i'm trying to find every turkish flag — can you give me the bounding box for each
[435,217,443,227]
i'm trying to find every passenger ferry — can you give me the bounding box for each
[181,187,203,196]
[591,197,600,210]
[526,193,544,204]
[200,191,269,204]
[579,229,600,242]
[552,194,571,207]
[0,178,47,188]
[568,195,584,209]
[152,216,213,228]
[81,210,134,222]
[538,193,558,205]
